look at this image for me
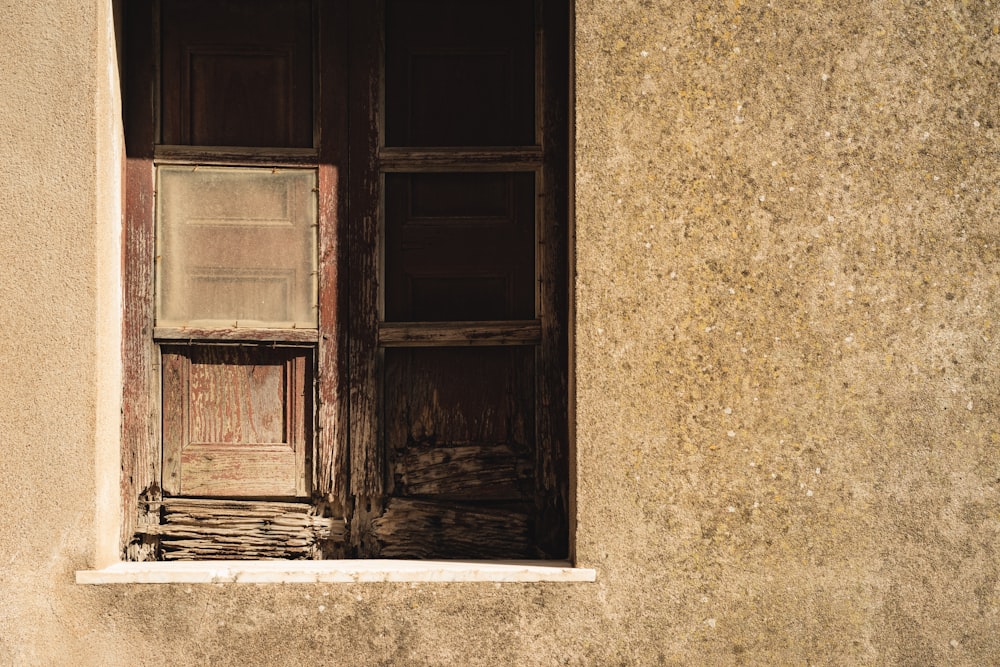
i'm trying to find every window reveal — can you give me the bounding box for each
[122,0,569,561]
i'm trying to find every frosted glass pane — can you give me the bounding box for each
[156,166,318,328]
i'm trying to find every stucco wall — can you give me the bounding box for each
[1,0,998,665]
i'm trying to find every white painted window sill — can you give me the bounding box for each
[76,560,597,584]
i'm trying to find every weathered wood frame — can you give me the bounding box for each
[353,0,571,557]
[160,345,312,498]
[122,0,347,559]
[121,0,570,560]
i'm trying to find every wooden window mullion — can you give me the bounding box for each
[316,0,351,516]
[346,0,385,556]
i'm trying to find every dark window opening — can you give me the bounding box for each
[122,0,570,561]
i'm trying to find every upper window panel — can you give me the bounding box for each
[160,0,314,148]
[384,172,535,321]
[385,0,536,147]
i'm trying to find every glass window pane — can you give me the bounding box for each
[156,166,317,328]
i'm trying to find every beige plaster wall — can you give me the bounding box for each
[1,0,997,664]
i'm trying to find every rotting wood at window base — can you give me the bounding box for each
[136,498,344,560]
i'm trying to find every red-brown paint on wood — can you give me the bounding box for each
[161,346,311,498]
[159,0,314,148]
[121,0,158,558]
[316,0,351,512]
[154,326,319,343]
[153,145,318,166]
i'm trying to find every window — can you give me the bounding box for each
[122,0,569,561]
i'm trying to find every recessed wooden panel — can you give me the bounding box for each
[409,172,510,218]
[160,0,313,147]
[384,346,535,449]
[384,0,535,146]
[384,172,534,321]
[187,50,293,147]
[188,356,285,443]
[162,345,311,498]
[409,276,509,321]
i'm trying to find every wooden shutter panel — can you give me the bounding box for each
[161,346,312,498]
[159,0,314,148]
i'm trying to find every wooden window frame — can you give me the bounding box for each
[121,0,570,561]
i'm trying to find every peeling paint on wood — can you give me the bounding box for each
[142,498,343,560]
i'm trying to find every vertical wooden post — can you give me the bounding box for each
[348,0,385,555]
[121,0,159,559]
[316,0,351,516]
[535,0,571,558]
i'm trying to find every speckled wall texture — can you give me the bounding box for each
[1,0,997,665]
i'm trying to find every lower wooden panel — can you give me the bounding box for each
[394,443,531,501]
[384,346,535,448]
[161,345,312,498]
[372,498,532,559]
[179,444,299,497]
[140,498,344,560]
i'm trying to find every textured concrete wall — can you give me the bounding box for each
[1,0,997,665]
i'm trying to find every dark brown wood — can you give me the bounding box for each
[384,171,535,322]
[154,145,318,166]
[122,0,570,562]
[384,347,534,448]
[534,0,571,559]
[379,147,543,172]
[316,0,351,512]
[383,346,535,511]
[122,0,158,559]
[371,0,569,560]
[394,444,531,500]
[383,0,536,147]
[565,0,577,565]
[159,0,314,148]
[372,498,533,559]
[348,0,383,504]
[343,0,385,558]
[378,320,541,347]
[154,326,319,343]
[144,498,344,560]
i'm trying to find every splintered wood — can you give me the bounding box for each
[394,444,531,500]
[373,498,532,559]
[139,498,343,560]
